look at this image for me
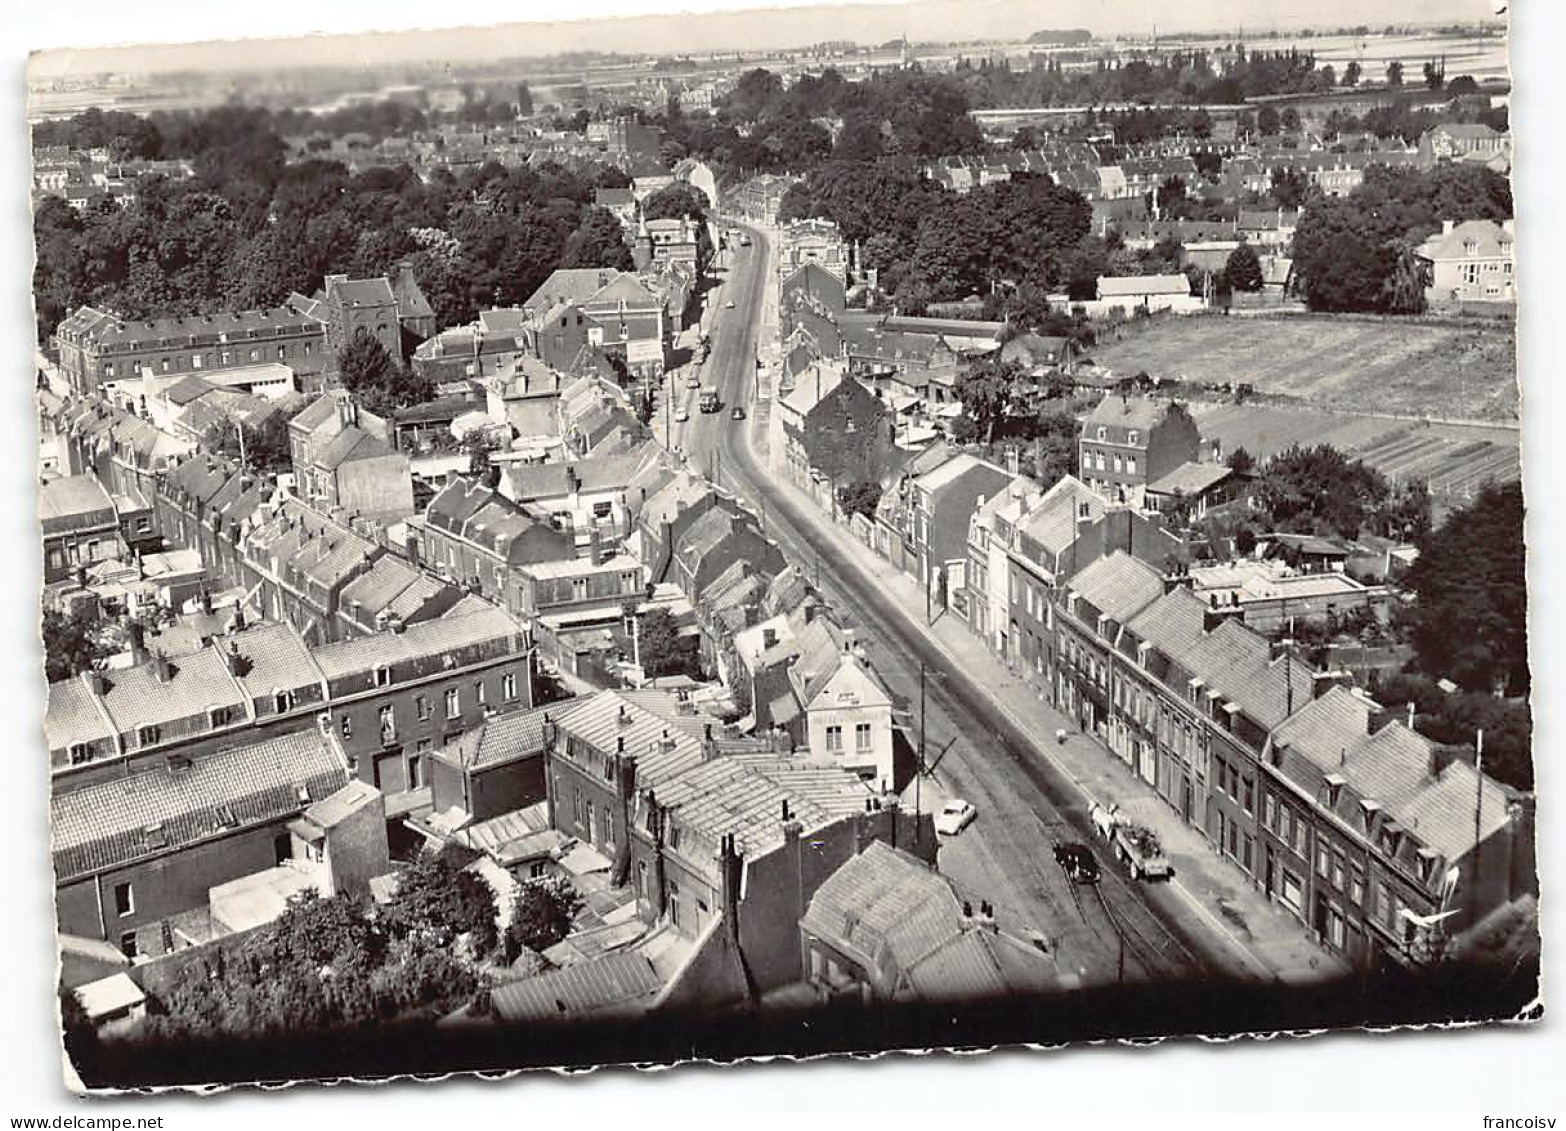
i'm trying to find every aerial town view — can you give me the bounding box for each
[27,0,1537,1093]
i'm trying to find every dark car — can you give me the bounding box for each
[1054,842,1100,884]
[731,405,746,420]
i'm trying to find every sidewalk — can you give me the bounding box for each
[754,458,1347,986]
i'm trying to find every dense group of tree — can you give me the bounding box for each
[946,46,1340,110]
[778,162,1091,316]
[1399,481,1527,698]
[629,65,988,177]
[1291,163,1513,313]
[32,107,638,343]
[1251,442,1432,542]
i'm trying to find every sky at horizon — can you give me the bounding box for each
[27,0,1503,82]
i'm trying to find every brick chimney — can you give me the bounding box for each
[152,652,174,684]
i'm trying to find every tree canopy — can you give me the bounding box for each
[42,608,108,683]
[1401,481,1527,696]
[1292,164,1512,313]
[1224,243,1264,292]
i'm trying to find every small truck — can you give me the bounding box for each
[1088,802,1173,881]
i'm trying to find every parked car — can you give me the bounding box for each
[725,299,736,309]
[674,407,689,423]
[1053,842,1100,885]
[686,374,702,388]
[934,799,977,836]
[731,405,746,420]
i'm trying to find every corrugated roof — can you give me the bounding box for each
[490,950,662,1023]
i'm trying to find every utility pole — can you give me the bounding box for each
[916,659,926,849]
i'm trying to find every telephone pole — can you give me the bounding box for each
[916,659,926,848]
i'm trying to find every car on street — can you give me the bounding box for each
[1053,842,1101,884]
[674,407,689,423]
[934,799,977,836]
[686,375,701,388]
[725,299,736,308]
[731,405,746,420]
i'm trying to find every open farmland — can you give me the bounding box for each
[1088,314,1518,423]
[1186,402,1520,508]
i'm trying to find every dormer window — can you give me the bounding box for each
[1096,613,1109,639]
[1313,772,1343,808]
[1358,798,1381,831]
[67,742,91,766]
[1096,426,1107,441]
[137,724,161,747]
[208,706,230,729]
[1187,677,1205,705]
[1137,641,1151,666]
[373,664,391,688]
[1416,846,1441,886]
[1127,430,1140,446]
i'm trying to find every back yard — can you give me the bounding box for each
[1087,313,1518,423]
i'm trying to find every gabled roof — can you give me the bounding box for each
[1014,474,1104,559]
[1272,687,1512,862]
[438,702,560,772]
[801,841,1055,1003]
[1416,219,1514,262]
[553,689,709,788]
[51,729,349,881]
[647,753,873,874]
[1145,461,1235,497]
[1067,550,1165,624]
[1085,394,1173,433]
[490,950,662,1024]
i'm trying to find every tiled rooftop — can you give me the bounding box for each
[51,729,349,881]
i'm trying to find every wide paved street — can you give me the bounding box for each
[662,220,1312,989]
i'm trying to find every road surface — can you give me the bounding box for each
[679,221,1254,987]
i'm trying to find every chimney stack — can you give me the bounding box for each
[152,652,174,684]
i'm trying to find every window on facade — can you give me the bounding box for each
[160,358,170,373]
[1331,853,1347,891]
[340,714,352,740]
[572,577,588,602]
[1127,456,1137,476]
[191,354,202,369]
[137,725,160,747]
[408,754,423,790]
[113,882,134,917]
[416,695,431,721]
[474,680,487,706]
[379,704,396,745]
[208,706,230,729]
[1264,795,1278,832]
[120,931,138,959]
[249,349,259,362]
[855,723,872,751]
[668,879,680,926]
[68,742,91,766]
[501,672,517,702]
[1316,844,1331,878]
[445,688,460,719]
[825,725,843,752]
[1242,778,1254,815]
[1349,869,1365,906]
